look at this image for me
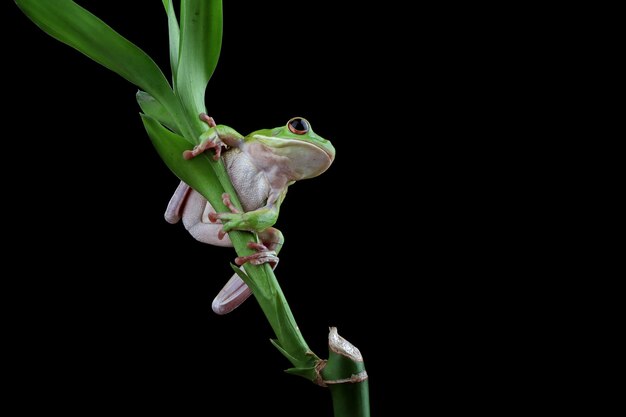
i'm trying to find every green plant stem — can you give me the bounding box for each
[143,112,318,373]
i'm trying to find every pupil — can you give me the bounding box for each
[289,118,308,133]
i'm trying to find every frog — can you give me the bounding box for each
[165,114,335,315]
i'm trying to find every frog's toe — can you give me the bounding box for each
[206,211,239,239]
[182,145,201,160]
[208,211,239,223]
[221,193,240,214]
[183,140,219,160]
[199,113,216,127]
[217,216,246,237]
[235,242,279,267]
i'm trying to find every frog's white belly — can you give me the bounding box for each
[223,148,270,212]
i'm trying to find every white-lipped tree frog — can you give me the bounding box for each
[165,114,335,314]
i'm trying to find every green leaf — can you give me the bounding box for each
[274,291,318,367]
[141,114,226,209]
[272,339,318,381]
[162,0,180,84]
[176,0,223,128]
[270,339,300,364]
[16,0,194,141]
[229,262,259,295]
[136,91,178,133]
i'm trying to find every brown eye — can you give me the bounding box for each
[287,117,309,135]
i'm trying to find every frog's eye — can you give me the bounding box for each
[287,117,310,135]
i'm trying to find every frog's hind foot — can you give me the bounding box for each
[183,114,221,160]
[235,242,279,267]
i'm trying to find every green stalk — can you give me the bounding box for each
[142,114,318,374]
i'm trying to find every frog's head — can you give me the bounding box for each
[251,117,335,180]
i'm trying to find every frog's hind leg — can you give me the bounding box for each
[212,228,284,315]
[212,262,277,315]
[165,182,233,247]
[164,181,192,224]
[212,273,251,315]
[182,192,234,247]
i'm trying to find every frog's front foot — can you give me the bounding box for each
[208,193,242,239]
[235,242,279,267]
[183,141,221,160]
[182,113,223,161]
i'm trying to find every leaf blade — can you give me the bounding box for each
[136,91,179,134]
[176,0,223,127]
[141,114,224,208]
[162,0,180,84]
[16,0,194,141]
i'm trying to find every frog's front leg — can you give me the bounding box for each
[208,192,281,266]
[183,113,244,160]
[209,193,280,237]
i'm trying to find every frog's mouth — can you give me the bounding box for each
[259,136,334,160]
[257,136,335,179]
[283,139,335,163]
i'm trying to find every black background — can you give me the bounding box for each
[6,2,521,415]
